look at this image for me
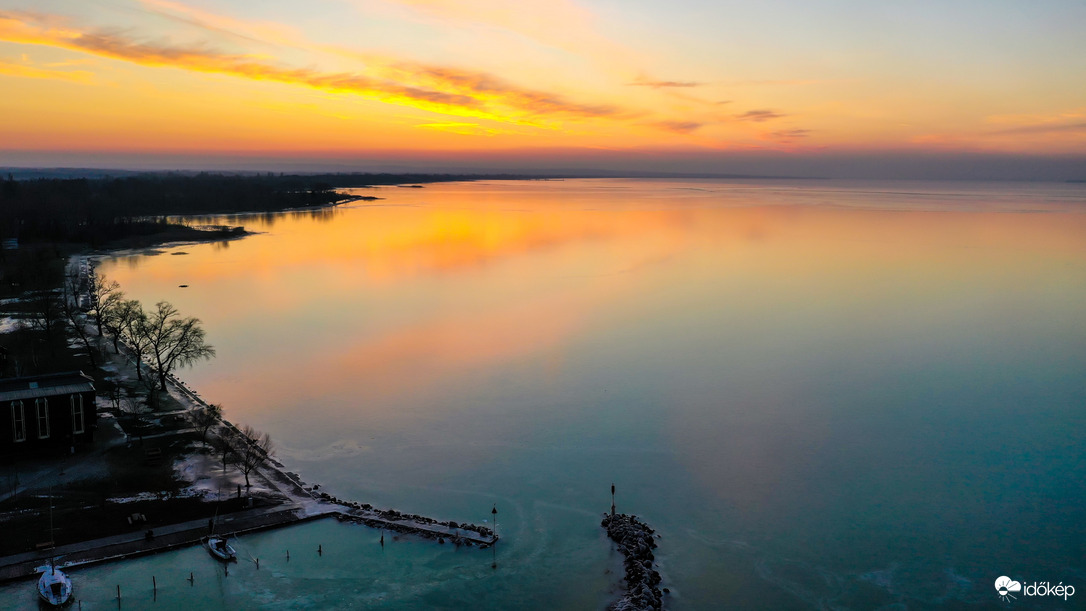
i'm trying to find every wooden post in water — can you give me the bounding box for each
[611,483,616,517]
[188,572,194,585]
[318,544,322,556]
[491,505,498,570]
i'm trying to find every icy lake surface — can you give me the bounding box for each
[6,178,1083,610]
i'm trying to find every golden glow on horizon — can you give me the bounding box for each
[96,182,1086,437]
[0,1,1083,160]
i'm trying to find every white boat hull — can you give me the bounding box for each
[37,568,72,607]
[206,537,237,562]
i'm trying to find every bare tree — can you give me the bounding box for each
[144,301,215,391]
[117,300,150,380]
[189,403,223,448]
[133,354,163,409]
[25,288,63,353]
[86,269,120,337]
[118,392,152,442]
[233,424,275,489]
[212,430,236,475]
[61,272,96,367]
[103,377,123,412]
[100,293,133,354]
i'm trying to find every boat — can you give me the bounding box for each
[37,489,73,606]
[37,563,72,606]
[206,536,237,562]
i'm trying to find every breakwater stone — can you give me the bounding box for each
[601,513,664,611]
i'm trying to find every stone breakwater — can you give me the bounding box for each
[601,513,665,611]
[312,490,497,546]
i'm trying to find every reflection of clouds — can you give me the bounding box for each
[128,196,696,292]
[272,285,599,403]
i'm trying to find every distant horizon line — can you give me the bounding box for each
[2,149,1085,182]
[3,166,1086,184]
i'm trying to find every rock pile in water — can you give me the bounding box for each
[601,513,664,611]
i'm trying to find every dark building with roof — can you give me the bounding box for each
[0,371,97,454]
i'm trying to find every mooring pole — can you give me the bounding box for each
[491,504,498,570]
[611,483,616,516]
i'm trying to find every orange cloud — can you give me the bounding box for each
[135,0,300,48]
[991,122,1086,135]
[391,63,623,119]
[647,120,703,134]
[737,109,786,122]
[0,11,627,128]
[628,78,703,88]
[0,57,92,83]
[771,129,811,142]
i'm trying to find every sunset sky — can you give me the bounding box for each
[1,0,1084,176]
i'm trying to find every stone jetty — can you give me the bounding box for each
[601,513,664,611]
[312,490,496,545]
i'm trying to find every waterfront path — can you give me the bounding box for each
[0,498,498,584]
[0,502,329,583]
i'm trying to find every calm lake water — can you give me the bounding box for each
[6,179,1085,609]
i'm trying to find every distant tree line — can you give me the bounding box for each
[0,173,353,245]
[0,171,547,245]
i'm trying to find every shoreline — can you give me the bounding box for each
[0,254,498,586]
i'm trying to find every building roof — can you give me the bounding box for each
[0,371,95,403]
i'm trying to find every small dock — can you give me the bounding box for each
[0,504,318,583]
[0,498,498,584]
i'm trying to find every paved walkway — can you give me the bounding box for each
[0,502,333,583]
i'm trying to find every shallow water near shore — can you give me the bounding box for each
[7,178,1085,609]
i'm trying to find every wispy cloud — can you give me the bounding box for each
[726,78,842,87]
[646,120,703,134]
[737,109,785,122]
[0,7,728,141]
[375,0,608,61]
[628,78,702,89]
[0,11,627,126]
[771,129,810,142]
[0,57,92,83]
[991,122,1086,135]
[416,122,523,136]
[393,63,622,119]
[135,0,276,47]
